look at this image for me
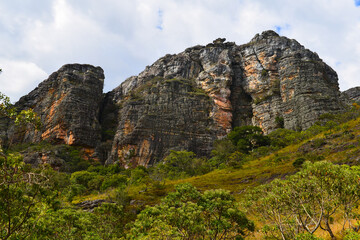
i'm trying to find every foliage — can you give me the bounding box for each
[209,139,238,168]
[275,115,284,128]
[245,161,360,239]
[100,174,127,191]
[31,208,100,239]
[343,229,360,240]
[295,232,324,240]
[268,128,302,148]
[292,157,306,168]
[0,92,41,130]
[155,150,210,179]
[129,183,254,239]
[30,203,126,240]
[0,153,50,240]
[228,126,270,154]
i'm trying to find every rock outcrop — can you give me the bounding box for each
[2,30,347,168]
[104,30,343,166]
[9,64,104,150]
[342,87,360,104]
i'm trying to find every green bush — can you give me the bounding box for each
[268,128,302,148]
[344,229,360,240]
[228,126,270,153]
[129,183,254,239]
[70,170,99,187]
[87,164,123,175]
[87,175,105,191]
[295,233,324,240]
[209,139,237,168]
[100,174,127,191]
[156,150,211,179]
[67,184,87,201]
[129,166,150,185]
[293,158,306,168]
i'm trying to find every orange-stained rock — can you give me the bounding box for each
[2,31,346,169]
[12,64,104,148]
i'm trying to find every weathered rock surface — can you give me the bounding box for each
[76,199,111,212]
[9,64,104,149]
[341,87,360,104]
[2,31,348,168]
[104,30,344,166]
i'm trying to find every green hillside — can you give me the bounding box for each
[2,102,360,239]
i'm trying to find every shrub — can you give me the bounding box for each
[156,150,211,179]
[87,175,105,191]
[293,157,306,168]
[100,174,127,191]
[70,170,98,187]
[295,233,324,240]
[344,229,360,240]
[228,126,270,153]
[129,183,254,239]
[129,166,150,185]
[275,115,284,128]
[209,139,237,168]
[268,128,302,148]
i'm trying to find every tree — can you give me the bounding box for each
[156,150,210,179]
[227,126,270,154]
[0,90,45,239]
[246,161,360,240]
[0,153,49,240]
[129,183,254,239]
[0,92,40,130]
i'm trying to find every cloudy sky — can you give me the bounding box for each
[0,0,360,102]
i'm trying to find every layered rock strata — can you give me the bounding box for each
[341,87,360,104]
[9,64,104,149]
[3,31,346,167]
[104,31,343,165]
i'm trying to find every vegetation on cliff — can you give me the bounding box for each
[1,88,360,239]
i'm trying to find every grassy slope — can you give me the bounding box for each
[73,115,360,239]
[127,116,360,206]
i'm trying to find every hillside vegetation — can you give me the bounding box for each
[1,101,360,239]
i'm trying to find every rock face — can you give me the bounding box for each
[104,30,343,166]
[341,87,360,104]
[9,64,104,150]
[2,31,347,167]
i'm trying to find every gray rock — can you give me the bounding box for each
[9,64,104,148]
[104,30,345,166]
[341,87,360,104]
[1,31,350,168]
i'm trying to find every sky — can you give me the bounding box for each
[0,0,360,102]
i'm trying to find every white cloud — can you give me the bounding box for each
[0,0,359,100]
[0,59,48,102]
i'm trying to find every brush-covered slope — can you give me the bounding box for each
[125,110,360,206]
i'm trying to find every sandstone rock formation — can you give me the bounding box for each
[341,87,360,104]
[9,64,104,151]
[104,30,344,166]
[2,30,347,168]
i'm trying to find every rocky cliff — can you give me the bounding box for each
[342,87,360,104]
[104,30,344,166]
[7,64,104,152]
[2,30,347,167]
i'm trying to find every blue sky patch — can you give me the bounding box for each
[355,0,360,6]
[156,9,164,30]
[275,26,282,34]
[274,24,290,34]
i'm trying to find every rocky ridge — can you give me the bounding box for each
[342,87,360,104]
[2,30,348,168]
